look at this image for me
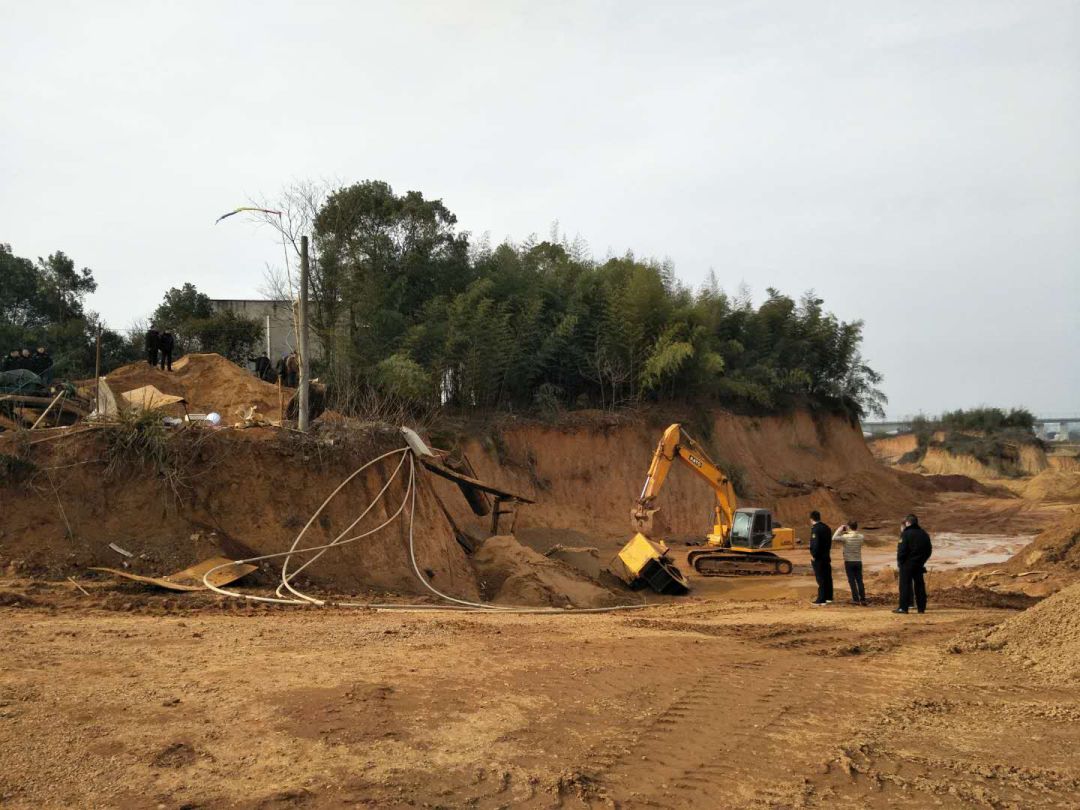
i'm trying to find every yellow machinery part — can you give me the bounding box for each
[610,533,690,595]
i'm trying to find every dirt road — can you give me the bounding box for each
[3,586,1077,809]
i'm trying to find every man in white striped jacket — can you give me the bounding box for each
[834,521,867,605]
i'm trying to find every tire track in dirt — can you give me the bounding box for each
[800,645,1080,809]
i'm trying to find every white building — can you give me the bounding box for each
[209,299,324,361]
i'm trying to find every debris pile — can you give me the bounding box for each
[96,353,286,420]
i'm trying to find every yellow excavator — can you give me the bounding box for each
[612,424,795,590]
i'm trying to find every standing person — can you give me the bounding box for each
[895,514,933,614]
[158,331,175,371]
[285,351,299,388]
[32,347,53,384]
[275,353,288,385]
[809,510,834,606]
[18,349,32,370]
[835,520,867,605]
[249,352,273,381]
[145,324,160,367]
[2,350,19,371]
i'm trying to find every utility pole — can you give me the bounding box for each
[298,234,311,432]
[94,325,102,415]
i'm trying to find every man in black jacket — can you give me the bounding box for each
[895,513,933,614]
[145,325,160,367]
[809,510,834,605]
[158,331,175,371]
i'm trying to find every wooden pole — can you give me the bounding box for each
[94,324,102,415]
[297,235,311,433]
[30,390,65,430]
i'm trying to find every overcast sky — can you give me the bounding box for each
[2,1,1077,419]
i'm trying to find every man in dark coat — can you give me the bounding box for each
[895,513,933,614]
[158,331,175,371]
[248,353,270,381]
[145,325,160,366]
[1,350,19,371]
[284,351,299,387]
[809,510,834,606]
[31,347,52,384]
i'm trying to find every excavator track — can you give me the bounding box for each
[688,550,793,577]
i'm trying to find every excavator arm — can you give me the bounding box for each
[632,423,738,542]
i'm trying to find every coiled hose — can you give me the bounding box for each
[202,447,654,614]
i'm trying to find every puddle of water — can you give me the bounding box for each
[862,532,1034,572]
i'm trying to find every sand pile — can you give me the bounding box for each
[100,353,287,420]
[1022,470,1080,503]
[471,535,624,608]
[983,580,1080,683]
[1006,511,1080,572]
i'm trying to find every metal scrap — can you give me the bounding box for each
[90,555,257,592]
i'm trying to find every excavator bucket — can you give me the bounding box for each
[609,533,690,595]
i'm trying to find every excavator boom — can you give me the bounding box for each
[613,422,795,592]
[632,424,737,542]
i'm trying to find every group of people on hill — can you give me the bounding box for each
[808,511,933,613]
[246,350,299,386]
[144,325,176,372]
[2,347,53,383]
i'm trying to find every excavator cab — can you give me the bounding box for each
[728,508,774,550]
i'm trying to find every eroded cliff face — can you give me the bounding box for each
[433,410,918,546]
[0,408,919,594]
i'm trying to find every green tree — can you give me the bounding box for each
[0,244,137,378]
[150,283,261,362]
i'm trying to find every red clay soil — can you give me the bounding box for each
[0,426,480,599]
[433,409,925,550]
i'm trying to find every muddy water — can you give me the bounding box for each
[860,532,1034,572]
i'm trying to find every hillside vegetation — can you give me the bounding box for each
[301,180,886,419]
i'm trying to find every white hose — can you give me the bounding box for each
[202,446,652,614]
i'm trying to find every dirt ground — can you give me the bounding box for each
[1,573,1077,810]
[5,361,1080,808]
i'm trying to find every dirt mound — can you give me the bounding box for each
[98,353,287,421]
[1006,510,1080,572]
[0,427,481,599]
[471,535,624,608]
[1022,469,1080,502]
[894,470,1003,496]
[984,580,1080,683]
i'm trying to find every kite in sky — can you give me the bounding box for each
[214,206,282,224]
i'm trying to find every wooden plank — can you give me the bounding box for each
[420,458,535,504]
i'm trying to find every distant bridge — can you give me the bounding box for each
[863,417,1080,439]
